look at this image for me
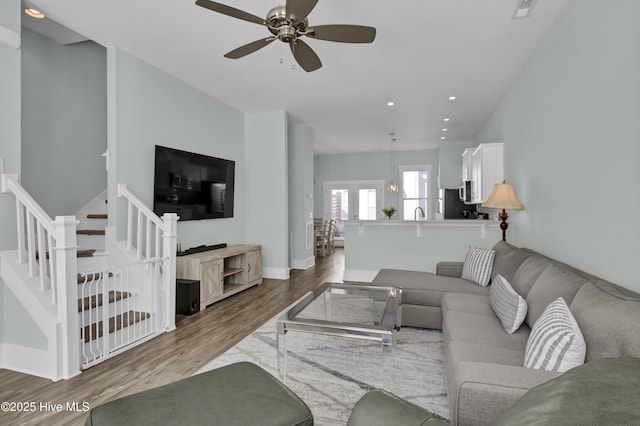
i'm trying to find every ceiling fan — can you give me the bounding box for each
[195,0,376,72]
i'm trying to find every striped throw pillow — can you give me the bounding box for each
[524,298,586,372]
[490,274,528,334]
[461,246,495,287]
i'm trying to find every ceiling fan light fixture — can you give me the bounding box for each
[195,0,376,72]
[25,8,45,19]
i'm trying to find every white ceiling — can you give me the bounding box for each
[23,0,568,154]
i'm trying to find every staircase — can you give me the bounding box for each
[0,172,178,380]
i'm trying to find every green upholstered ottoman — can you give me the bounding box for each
[347,389,447,426]
[85,362,313,426]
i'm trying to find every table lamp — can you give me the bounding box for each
[482,183,524,241]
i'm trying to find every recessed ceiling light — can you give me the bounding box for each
[443,118,450,122]
[442,128,448,132]
[448,96,456,101]
[440,136,446,140]
[25,8,45,19]
[513,0,537,19]
[386,101,395,107]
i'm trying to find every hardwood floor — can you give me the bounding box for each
[0,249,344,426]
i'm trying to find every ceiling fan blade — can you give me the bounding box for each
[195,0,266,26]
[224,38,276,59]
[286,0,319,23]
[307,25,376,43]
[290,39,322,72]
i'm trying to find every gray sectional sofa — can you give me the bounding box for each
[371,241,640,426]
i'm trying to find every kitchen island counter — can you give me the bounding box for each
[343,219,500,282]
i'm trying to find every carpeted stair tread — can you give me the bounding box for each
[81,310,151,343]
[77,229,106,236]
[36,249,95,260]
[87,214,108,219]
[78,291,130,312]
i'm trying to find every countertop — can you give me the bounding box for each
[344,219,498,227]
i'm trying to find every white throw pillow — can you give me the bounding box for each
[490,274,528,334]
[524,297,586,372]
[461,246,495,287]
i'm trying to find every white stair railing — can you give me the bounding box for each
[0,173,80,379]
[117,183,178,331]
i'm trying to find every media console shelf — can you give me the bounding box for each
[176,244,262,311]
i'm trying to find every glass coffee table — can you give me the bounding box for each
[276,283,402,380]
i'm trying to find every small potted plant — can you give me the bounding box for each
[382,206,397,219]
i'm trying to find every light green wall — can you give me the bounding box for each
[21,29,107,217]
[107,48,246,249]
[288,122,315,267]
[245,111,289,278]
[475,0,640,291]
[0,1,46,349]
[344,223,498,277]
[438,141,473,189]
[314,150,440,218]
[0,0,21,347]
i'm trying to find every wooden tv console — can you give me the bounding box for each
[176,244,262,311]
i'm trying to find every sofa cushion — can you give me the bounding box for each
[448,341,525,368]
[490,241,531,282]
[348,389,448,426]
[510,256,550,298]
[569,280,640,362]
[447,361,560,426]
[372,269,490,306]
[524,298,586,373]
[441,293,493,316]
[461,246,495,287]
[443,310,530,350]
[84,362,313,426]
[490,275,528,334]
[525,263,587,327]
[493,357,640,426]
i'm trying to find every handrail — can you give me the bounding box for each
[117,184,163,228]
[5,176,55,235]
[1,171,80,379]
[116,182,178,331]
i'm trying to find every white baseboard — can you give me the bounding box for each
[291,256,315,271]
[0,343,60,382]
[343,269,378,283]
[263,267,289,280]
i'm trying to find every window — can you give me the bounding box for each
[323,180,384,238]
[400,165,432,220]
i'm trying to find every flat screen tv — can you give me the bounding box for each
[153,145,235,221]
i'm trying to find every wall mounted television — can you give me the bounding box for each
[153,145,235,221]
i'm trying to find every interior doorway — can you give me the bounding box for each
[322,180,384,242]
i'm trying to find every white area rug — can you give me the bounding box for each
[197,313,449,425]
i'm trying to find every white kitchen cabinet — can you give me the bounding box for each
[470,143,504,204]
[461,148,475,182]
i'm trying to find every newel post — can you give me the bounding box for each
[53,215,80,379]
[162,213,178,331]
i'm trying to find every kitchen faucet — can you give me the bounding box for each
[414,207,425,221]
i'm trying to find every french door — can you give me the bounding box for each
[323,180,384,238]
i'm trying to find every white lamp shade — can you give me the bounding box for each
[482,184,524,210]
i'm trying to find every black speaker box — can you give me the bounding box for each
[176,279,200,315]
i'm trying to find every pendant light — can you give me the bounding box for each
[388,132,398,193]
